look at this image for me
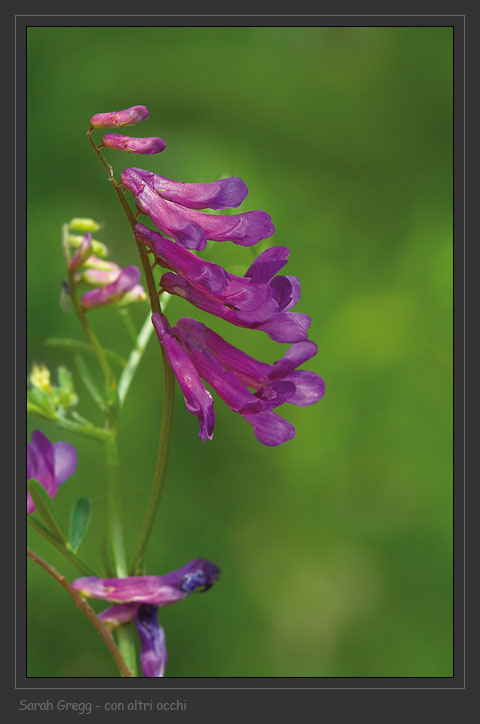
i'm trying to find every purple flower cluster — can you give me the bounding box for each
[90,104,325,444]
[73,559,220,677]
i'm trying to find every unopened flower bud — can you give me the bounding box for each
[102,134,166,155]
[82,267,121,286]
[68,235,109,258]
[69,218,101,233]
[90,105,149,129]
[83,256,120,272]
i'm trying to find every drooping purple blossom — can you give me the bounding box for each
[101,134,166,155]
[126,168,248,210]
[27,430,77,513]
[161,272,311,343]
[176,318,325,407]
[152,313,215,442]
[156,317,324,446]
[173,324,296,446]
[81,265,143,309]
[90,105,149,129]
[121,168,274,250]
[135,224,310,343]
[89,559,219,678]
[72,558,220,605]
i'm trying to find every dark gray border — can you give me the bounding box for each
[15,8,467,717]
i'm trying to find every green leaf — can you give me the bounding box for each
[27,401,56,421]
[74,354,108,412]
[69,498,92,552]
[99,533,116,577]
[27,479,66,543]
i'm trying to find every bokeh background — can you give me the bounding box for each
[27,27,452,677]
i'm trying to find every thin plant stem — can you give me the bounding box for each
[27,547,134,678]
[27,516,98,577]
[103,434,127,578]
[87,131,176,576]
[63,224,116,400]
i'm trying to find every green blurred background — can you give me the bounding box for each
[27,27,452,677]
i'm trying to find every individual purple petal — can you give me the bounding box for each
[135,605,167,678]
[152,313,215,442]
[241,410,296,446]
[52,441,78,485]
[250,380,297,410]
[72,559,220,605]
[128,168,248,210]
[29,430,55,489]
[90,105,149,129]
[270,275,301,312]
[81,266,140,309]
[244,246,290,283]
[256,311,311,343]
[102,134,166,155]
[27,430,76,513]
[68,232,92,271]
[280,370,326,406]
[98,603,140,628]
[163,200,275,247]
[268,341,318,379]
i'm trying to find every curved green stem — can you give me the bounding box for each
[27,516,98,577]
[129,348,175,574]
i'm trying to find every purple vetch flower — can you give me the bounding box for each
[101,134,166,155]
[81,265,144,309]
[121,168,274,250]
[99,602,167,677]
[72,558,220,605]
[137,224,296,325]
[126,167,248,210]
[152,313,215,442]
[27,430,77,513]
[176,318,326,408]
[161,273,311,343]
[90,105,149,129]
[172,324,296,446]
[85,558,219,678]
[135,225,309,342]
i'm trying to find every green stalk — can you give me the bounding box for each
[87,132,176,575]
[27,516,98,576]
